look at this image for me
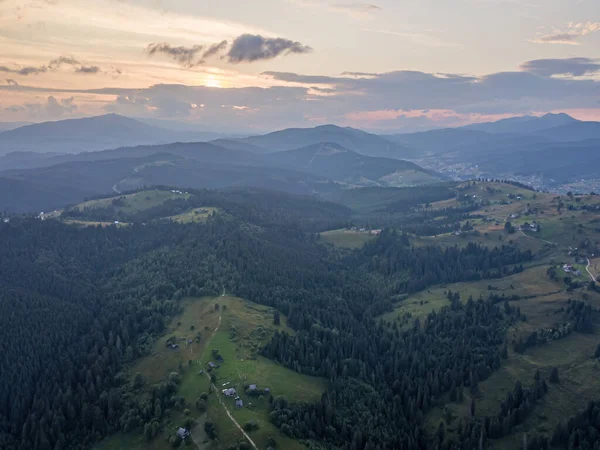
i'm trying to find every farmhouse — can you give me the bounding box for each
[235,397,244,408]
[223,388,237,397]
[208,361,216,369]
[177,428,189,439]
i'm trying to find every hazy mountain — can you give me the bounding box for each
[532,121,600,142]
[134,117,239,139]
[268,142,442,187]
[386,128,496,155]
[0,149,341,212]
[0,141,259,171]
[0,114,217,155]
[209,139,270,154]
[237,124,413,158]
[0,122,32,133]
[461,113,578,134]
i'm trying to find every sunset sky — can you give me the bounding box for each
[0,0,599,131]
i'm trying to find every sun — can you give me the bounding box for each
[205,75,221,88]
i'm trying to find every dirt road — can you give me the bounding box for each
[586,258,596,283]
[201,309,258,450]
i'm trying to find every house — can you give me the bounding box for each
[114,221,119,225]
[177,428,189,439]
[187,339,193,344]
[248,384,257,391]
[2,218,9,223]
[574,270,582,277]
[208,361,216,369]
[264,388,270,393]
[563,264,574,273]
[223,388,237,397]
[235,397,244,408]
[170,344,179,349]
[371,229,382,235]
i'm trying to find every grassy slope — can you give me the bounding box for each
[95,296,326,450]
[320,228,377,249]
[73,190,190,213]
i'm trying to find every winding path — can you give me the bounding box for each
[518,227,556,246]
[201,310,258,450]
[586,258,596,283]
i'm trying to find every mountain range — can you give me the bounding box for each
[1,112,599,213]
[0,114,226,156]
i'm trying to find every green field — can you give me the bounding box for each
[320,228,376,249]
[168,207,219,224]
[95,296,326,450]
[72,190,190,214]
[395,258,600,449]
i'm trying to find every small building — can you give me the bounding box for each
[208,361,216,369]
[264,388,270,393]
[187,339,193,344]
[170,344,179,349]
[177,428,189,439]
[248,384,257,391]
[235,398,244,408]
[223,388,237,397]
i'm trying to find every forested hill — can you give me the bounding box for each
[0,185,537,450]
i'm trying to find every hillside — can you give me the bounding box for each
[238,124,413,158]
[461,112,578,134]
[267,142,442,186]
[0,114,216,155]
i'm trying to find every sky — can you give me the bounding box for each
[0,0,599,132]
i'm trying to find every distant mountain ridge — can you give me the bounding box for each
[0,114,221,155]
[461,113,578,134]
[232,124,414,158]
[267,142,442,187]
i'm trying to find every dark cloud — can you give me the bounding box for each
[520,58,600,77]
[0,65,48,76]
[49,56,80,67]
[0,56,105,76]
[17,66,48,75]
[227,34,312,63]
[75,65,101,74]
[146,43,204,68]
[202,40,228,60]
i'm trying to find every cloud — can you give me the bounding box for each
[202,40,228,60]
[330,3,381,17]
[292,0,381,18]
[520,58,600,77]
[75,65,101,74]
[146,35,310,66]
[6,95,77,120]
[0,56,107,76]
[262,71,348,84]
[227,34,312,63]
[2,58,599,131]
[146,43,205,68]
[532,21,600,45]
[360,28,460,48]
[49,56,80,67]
